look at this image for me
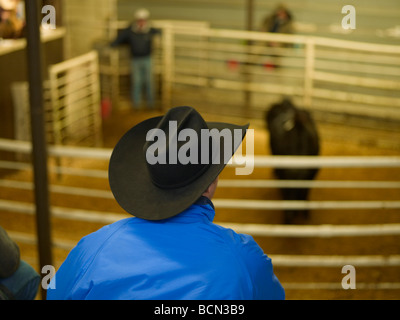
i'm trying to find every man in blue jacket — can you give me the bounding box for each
[47,106,285,300]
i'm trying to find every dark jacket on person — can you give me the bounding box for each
[111,24,161,58]
[0,226,20,279]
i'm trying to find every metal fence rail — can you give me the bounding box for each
[1,138,400,214]
[1,138,400,292]
[1,198,400,238]
[156,24,400,123]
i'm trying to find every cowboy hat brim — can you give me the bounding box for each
[109,116,249,220]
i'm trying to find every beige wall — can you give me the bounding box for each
[62,0,117,58]
[62,0,400,58]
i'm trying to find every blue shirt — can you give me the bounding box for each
[47,199,285,300]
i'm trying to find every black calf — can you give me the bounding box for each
[265,98,320,224]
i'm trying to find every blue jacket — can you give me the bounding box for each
[47,199,285,300]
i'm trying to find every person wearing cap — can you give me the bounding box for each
[260,4,294,68]
[111,8,160,109]
[261,4,294,37]
[47,106,285,300]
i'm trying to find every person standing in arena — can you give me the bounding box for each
[111,8,161,110]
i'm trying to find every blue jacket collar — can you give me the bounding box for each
[166,196,215,223]
[194,196,215,210]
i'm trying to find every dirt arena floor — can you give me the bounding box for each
[1,106,400,300]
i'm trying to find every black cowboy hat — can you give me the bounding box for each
[109,106,249,220]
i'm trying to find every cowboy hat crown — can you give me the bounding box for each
[109,106,249,220]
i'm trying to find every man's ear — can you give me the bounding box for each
[202,177,219,199]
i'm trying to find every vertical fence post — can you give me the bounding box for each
[304,38,315,108]
[25,0,53,299]
[244,0,254,112]
[162,24,174,110]
[246,0,254,31]
[89,52,103,147]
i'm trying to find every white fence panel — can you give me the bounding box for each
[49,51,102,147]
[159,25,400,122]
[11,52,102,148]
